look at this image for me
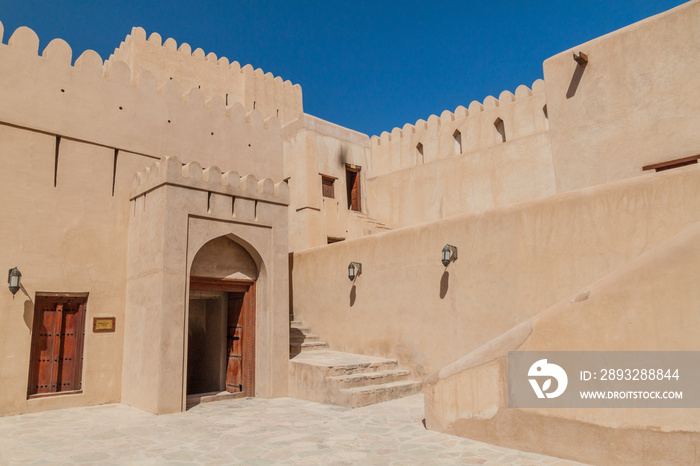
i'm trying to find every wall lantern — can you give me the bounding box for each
[348,262,362,281]
[7,267,21,296]
[441,245,458,267]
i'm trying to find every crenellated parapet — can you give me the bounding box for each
[105,27,303,125]
[0,20,284,181]
[369,80,548,177]
[131,156,290,206]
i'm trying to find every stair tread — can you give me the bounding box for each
[290,350,398,367]
[341,380,422,393]
[290,333,319,339]
[290,341,328,347]
[326,369,410,382]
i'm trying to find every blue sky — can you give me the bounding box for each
[0,0,687,136]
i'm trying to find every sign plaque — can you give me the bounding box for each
[93,317,116,333]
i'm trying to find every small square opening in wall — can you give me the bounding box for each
[321,175,336,198]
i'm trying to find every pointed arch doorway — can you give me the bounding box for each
[186,236,257,402]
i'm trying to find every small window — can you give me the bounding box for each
[416,143,424,164]
[27,294,88,398]
[321,175,335,198]
[327,237,345,244]
[453,130,462,155]
[345,165,361,211]
[494,118,506,143]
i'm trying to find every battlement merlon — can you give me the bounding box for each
[107,27,303,125]
[368,79,548,177]
[130,156,290,206]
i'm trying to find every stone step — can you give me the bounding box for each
[290,324,312,334]
[290,334,320,343]
[290,341,329,351]
[324,360,398,377]
[340,380,423,408]
[326,369,411,390]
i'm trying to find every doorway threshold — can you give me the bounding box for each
[186,391,247,408]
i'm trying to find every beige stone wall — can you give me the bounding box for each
[292,165,700,378]
[0,125,147,416]
[545,0,700,192]
[0,23,284,182]
[0,22,287,416]
[122,157,290,414]
[423,216,700,464]
[107,27,303,125]
[364,81,553,227]
[283,114,388,251]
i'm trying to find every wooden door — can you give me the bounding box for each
[226,293,244,393]
[225,285,255,396]
[346,165,361,212]
[28,296,87,397]
[190,277,255,398]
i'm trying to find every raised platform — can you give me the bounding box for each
[289,350,422,408]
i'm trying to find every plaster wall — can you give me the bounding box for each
[0,124,149,416]
[283,114,383,251]
[367,132,555,227]
[0,23,284,182]
[108,27,303,125]
[423,218,700,464]
[292,165,700,378]
[545,0,700,192]
[122,157,290,414]
[369,80,549,178]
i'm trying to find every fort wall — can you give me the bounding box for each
[365,81,554,227]
[124,157,289,413]
[544,0,700,192]
[0,124,147,415]
[107,27,303,125]
[424,220,700,464]
[368,80,548,178]
[0,23,283,182]
[283,114,385,251]
[292,164,700,378]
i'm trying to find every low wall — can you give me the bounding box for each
[291,164,700,377]
[366,131,555,228]
[423,220,700,464]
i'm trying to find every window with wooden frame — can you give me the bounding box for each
[321,174,336,199]
[27,294,87,398]
[345,164,362,211]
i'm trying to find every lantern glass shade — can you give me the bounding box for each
[8,267,21,296]
[441,245,458,267]
[348,262,362,281]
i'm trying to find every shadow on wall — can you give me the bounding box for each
[566,59,587,99]
[23,299,33,330]
[349,284,356,306]
[440,271,449,299]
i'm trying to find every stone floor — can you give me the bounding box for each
[0,394,582,465]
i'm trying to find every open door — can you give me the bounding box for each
[346,164,361,212]
[189,277,255,398]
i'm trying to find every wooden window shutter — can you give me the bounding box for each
[321,175,335,198]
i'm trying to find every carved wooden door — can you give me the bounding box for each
[28,296,86,397]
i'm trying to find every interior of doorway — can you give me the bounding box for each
[186,277,255,407]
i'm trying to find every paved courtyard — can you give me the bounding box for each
[0,394,579,465]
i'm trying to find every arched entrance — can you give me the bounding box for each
[187,236,257,401]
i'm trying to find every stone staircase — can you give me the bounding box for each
[290,319,329,357]
[289,319,422,408]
